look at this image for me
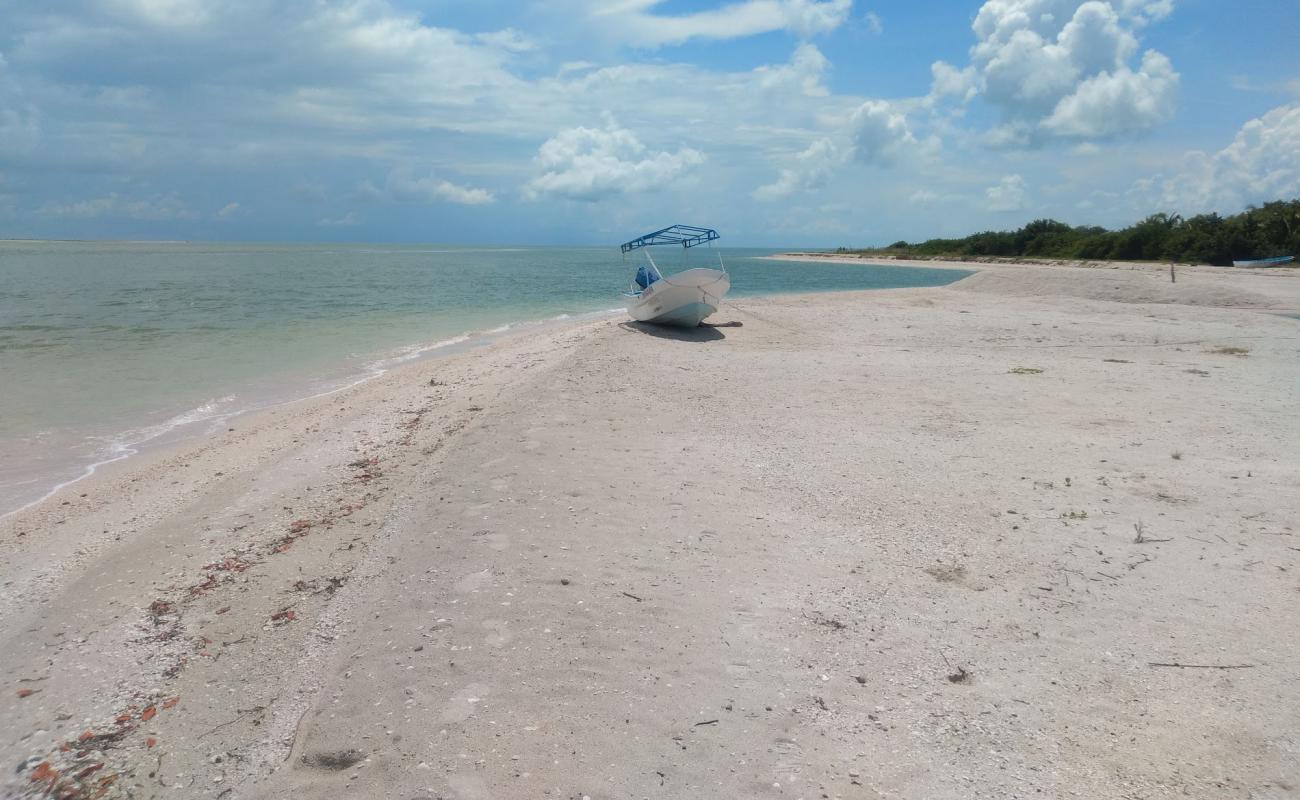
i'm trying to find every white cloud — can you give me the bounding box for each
[1042,50,1178,137]
[37,192,197,220]
[986,174,1028,211]
[933,0,1180,143]
[1145,103,1300,215]
[753,43,831,97]
[863,11,884,34]
[108,0,210,27]
[475,28,537,53]
[384,170,495,205]
[754,138,843,199]
[216,201,240,218]
[318,211,359,227]
[929,61,978,103]
[523,122,704,202]
[850,100,919,165]
[587,0,852,47]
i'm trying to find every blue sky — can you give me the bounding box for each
[0,0,1296,246]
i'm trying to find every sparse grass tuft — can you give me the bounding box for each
[1009,367,1044,375]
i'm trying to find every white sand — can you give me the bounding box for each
[3,266,1299,799]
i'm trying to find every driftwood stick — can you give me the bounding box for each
[1148,662,1255,670]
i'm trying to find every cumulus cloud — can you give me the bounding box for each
[753,97,930,199]
[850,100,920,165]
[523,122,704,202]
[753,43,831,97]
[37,192,197,220]
[986,174,1028,211]
[1042,50,1177,137]
[931,0,1180,142]
[384,170,495,205]
[215,201,240,218]
[754,138,842,200]
[587,0,853,47]
[1144,103,1300,215]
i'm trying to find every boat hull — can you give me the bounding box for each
[628,268,730,327]
[1233,255,1294,267]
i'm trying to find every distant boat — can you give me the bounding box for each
[620,225,730,327]
[1232,255,1294,267]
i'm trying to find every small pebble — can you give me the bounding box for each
[560,578,571,586]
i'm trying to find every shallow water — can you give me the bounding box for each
[0,241,971,514]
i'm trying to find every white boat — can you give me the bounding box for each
[620,225,731,327]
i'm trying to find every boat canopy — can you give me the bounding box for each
[620,225,719,254]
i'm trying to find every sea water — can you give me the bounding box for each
[0,241,971,514]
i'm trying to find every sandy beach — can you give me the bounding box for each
[3,264,1299,799]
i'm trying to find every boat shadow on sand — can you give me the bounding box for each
[620,320,741,342]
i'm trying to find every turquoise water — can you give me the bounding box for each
[0,241,970,514]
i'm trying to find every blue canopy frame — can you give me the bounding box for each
[620,224,719,254]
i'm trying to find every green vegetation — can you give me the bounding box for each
[844,199,1300,266]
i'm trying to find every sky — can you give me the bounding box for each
[0,0,1297,246]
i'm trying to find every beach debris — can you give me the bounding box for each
[693,719,719,727]
[560,578,571,586]
[16,688,41,698]
[1133,521,1172,544]
[814,696,829,711]
[301,749,365,770]
[270,608,297,624]
[621,591,644,602]
[941,651,972,684]
[147,599,176,625]
[1009,367,1044,374]
[1149,662,1256,670]
[1205,346,1249,356]
[854,675,867,685]
[924,564,966,584]
[204,555,254,573]
[804,610,846,629]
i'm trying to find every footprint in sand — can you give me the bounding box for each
[725,662,754,679]
[482,619,512,647]
[447,773,490,800]
[489,475,512,492]
[771,736,805,782]
[484,533,510,551]
[440,682,490,724]
[454,569,493,593]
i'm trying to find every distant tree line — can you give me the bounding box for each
[842,199,1299,266]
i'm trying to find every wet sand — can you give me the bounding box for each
[3,266,1299,799]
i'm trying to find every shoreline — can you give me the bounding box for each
[0,307,626,521]
[4,276,1299,798]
